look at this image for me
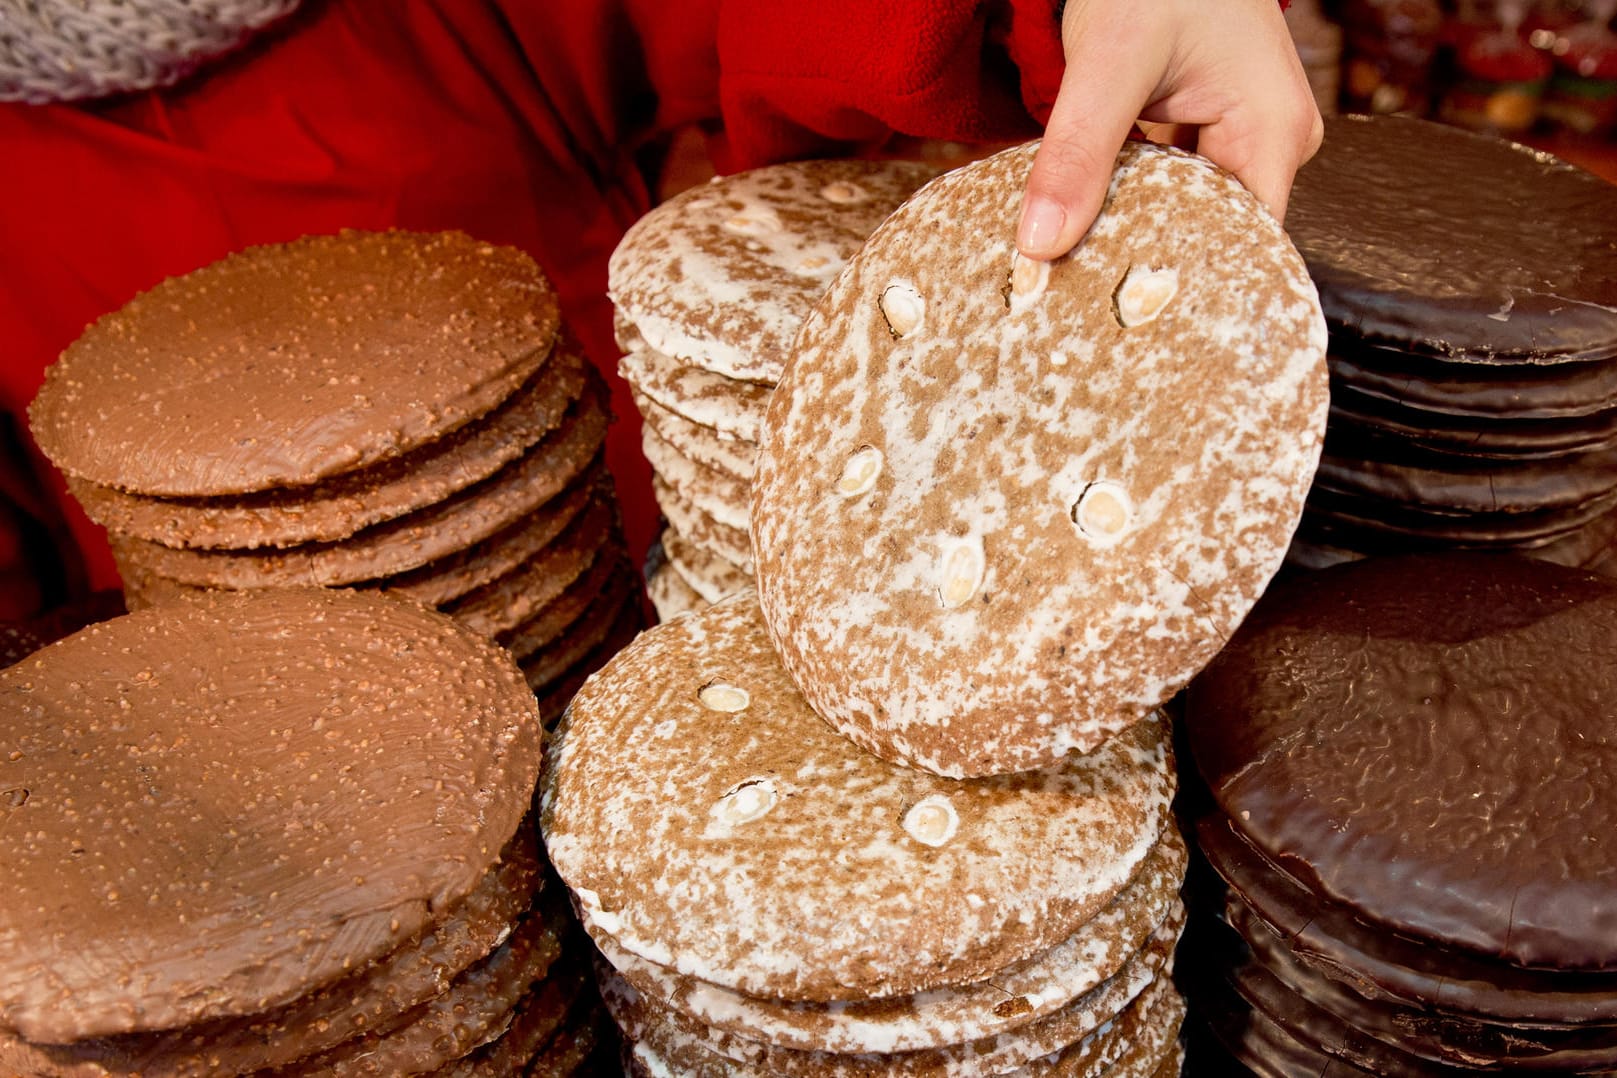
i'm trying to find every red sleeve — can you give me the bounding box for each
[0,0,699,593]
[704,0,1289,168]
[708,0,1065,169]
[0,0,1080,602]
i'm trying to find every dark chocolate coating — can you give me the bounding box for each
[1231,895,1617,1071]
[1184,915,1388,1077]
[1221,921,1471,1076]
[1288,115,1617,362]
[1317,432,1617,515]
[1287,502,1617,573]
[1304,481,1617,543]
[1327,338,1617,420]
[1198,815,1617,1026]
[1329,383,1617,461]
[1187,552,1617,971]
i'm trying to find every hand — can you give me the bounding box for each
[1016,0,1323,261]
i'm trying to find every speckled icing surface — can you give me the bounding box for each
[634,387,758,483]
[0,588,543,1042]
[541,592,1174,1004]
[654,475,755,575]
[649,559,710,622]
[664,526,752,605]
[594,834,1186,1055]
[618,344,772,441]
[644,425,751,533]
[608,957,1185,1077]
[751,139,1328,777]
[610,160,939,383]
[31,230,558,496]
[67,347,587,551]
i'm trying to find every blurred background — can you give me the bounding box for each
[1285,0,1617,178]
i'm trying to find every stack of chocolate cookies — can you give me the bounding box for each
[28,229,640,717]
[608,159,936,620]
[543,593,1188,1077]
[1183,553,1617,1073]
[0,588,607,1076]
[547,140,1332,1075]
[1283,115,1617,575]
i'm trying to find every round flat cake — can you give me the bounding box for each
[1287,114,1617,363]
[30,229,558,497]
[0,588,545,1043]
[751,139,1328,777]
[541,592,1175,1003]
[1189,552,1617,971]
[609,160,940,384]
[67,347,588,551]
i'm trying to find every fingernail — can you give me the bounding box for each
[1017,196,1066,258]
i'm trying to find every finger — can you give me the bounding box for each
[1190,12,1323,224]
[1196,97,1322,224]
[1017,10,1168,261]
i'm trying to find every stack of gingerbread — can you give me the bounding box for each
[0,587,608,1076]
[1284,114,1617,576]
[28,229,640,719]
[608,159,936,620]
[1183,553,1617,1073]
[545,139,1332,1075]
[545,592,1187,1077]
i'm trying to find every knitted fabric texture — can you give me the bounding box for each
[1,0,300,103]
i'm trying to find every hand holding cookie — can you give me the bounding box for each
[1018,0,1323,260]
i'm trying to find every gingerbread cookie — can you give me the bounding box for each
[0,588,543,1042]
[544,592,1175,1000]
[647,558,708,623]
[1288,115,1617,362]
[663,525,751,605]
[617,343,770,442]
[633,386,757,483]
[31,230,558,497]
[655,474,753,575]
[1185,553,1617,1072]
[643,423,750,533]
[66,346,587,551]
[752,139,1327,776]
[110,390,607,590]
[1283,115,1617,568]
[610,160,939,384]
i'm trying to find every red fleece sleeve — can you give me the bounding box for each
[0,0,1266,604]
[710,0,1066,169]
[707,0,1291,168]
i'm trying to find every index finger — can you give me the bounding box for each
[1016,13,1166,261]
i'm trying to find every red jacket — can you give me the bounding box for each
[0,0,1070,615]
